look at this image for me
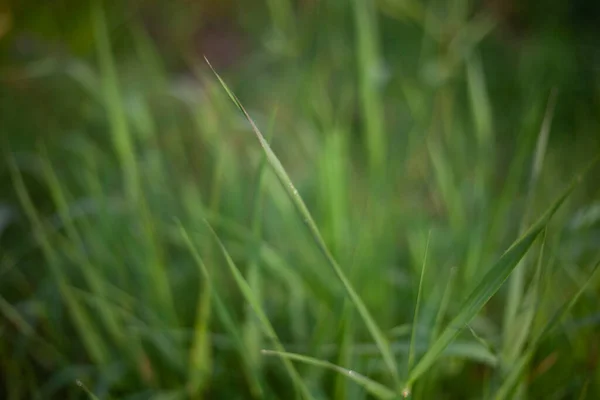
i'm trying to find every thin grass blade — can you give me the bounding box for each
[76,380,101,400]
[92,0,175,324]
[261,350,396,400]
[407,175,579,386]
[407,231,431,377]
[179,223,263,397]
[494,258,600,400]
[503,89,557,359]
[204,58,400,387]
[9,158,109,366]
[180,221,313,399]
[243,110,277,378]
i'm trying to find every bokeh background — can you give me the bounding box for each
[1,0,600,399]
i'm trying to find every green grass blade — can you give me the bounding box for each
[179,221,313,399]
[467,53,493,150]
[243,110,276,371]
[265,0,295,46]
[534,257,600,343]
[179,223,263,398]
[407,231,431,379]
[493,350,532,400]
[91,0,139,201]
[431,267,457,342]
[9,158,109,366]
[241,111,277,397]
[352,0,386,177]
[187,261,212,396]
[76,380,101,400]
[494,258,600,400]
[39,147,128,355]
[205,58,401,388]
[261,350,396,400]
[503,229,547,365]
[92,0,175,324]
[406,177,577,386]
[503,89,557,358]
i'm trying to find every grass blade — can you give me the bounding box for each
[407,231,431,379]
[179,222,313,399]
[406,175,578,386]
[91,0,139,201]
[503,89,557,360]
[39,146,129,356]
[261,350,396,400]
[92,0,175,324]
[205,58,401,388]
[502,229,547,365]
[76,380,101,400]
[494,258,600,400]
[242,110,277,397]
[9,158,109,367]
[352,0,386,177]
[186,259,212,396]
[179,223,263,398]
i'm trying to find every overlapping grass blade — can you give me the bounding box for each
[39,146,128,353]
[179,224,263,397]
[204,58,401,388]
[92,0,175,323]
[261,350,396,400]
[406,175,579,386]
[503,89,557,361]
[179,222,313,399]
[494,258,600,400]
[502,229,547,365]
[9,158,109,366]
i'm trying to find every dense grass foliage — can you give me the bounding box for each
[2,1,600,399]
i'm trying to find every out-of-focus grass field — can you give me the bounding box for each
[1,1,600,399]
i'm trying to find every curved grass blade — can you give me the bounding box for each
[179,223,263,397]
[406,174,581,387]
[494,258,600,400]
[179,221,314,400]
[93,0,175,324]
[10,157,109,366]
[204,57,401,389]
[261,350,396,400]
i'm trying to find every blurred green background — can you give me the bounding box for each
[1,0,600,399]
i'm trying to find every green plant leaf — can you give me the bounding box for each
[205,58,401,388]
[407,230,431,381]
[494,258,600,400]
[179,221,313,399]
[407,175,579,386]
[261,350,396,400]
